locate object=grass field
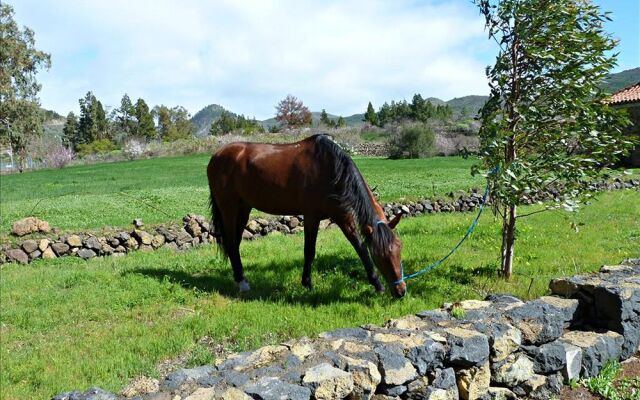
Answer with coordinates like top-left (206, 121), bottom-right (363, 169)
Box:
top-left (0, 154), bottom-right (638, 398)
top-left (0, 155), bottom-right (483, 233)
top-left (1, 188), bottom-right (638, 398)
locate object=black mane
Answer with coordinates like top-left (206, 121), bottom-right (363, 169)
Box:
top-left (313, 134), bottom-right (394, 254)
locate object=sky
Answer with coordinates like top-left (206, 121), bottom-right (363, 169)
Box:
top-left (10, 0), bottom-right (640, 120)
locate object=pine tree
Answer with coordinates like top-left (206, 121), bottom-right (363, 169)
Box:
top-left (135, 98), bottom-right (156, 139)
top-left (118, 94), bottom-right (135, 134)
top-left (62, 112), bottom-right (79, 149)
top-left (337, 116), bottom-right (346, 128)
top-left (364, 102), bottom-right (378, 126)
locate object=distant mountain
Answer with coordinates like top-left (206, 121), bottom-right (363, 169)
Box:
top-left (602, 67), bottom-right (640, 93)
top-left (446, 95), bottom-right (489, 116)
top-left (191, 104), bottom-right (232, 136)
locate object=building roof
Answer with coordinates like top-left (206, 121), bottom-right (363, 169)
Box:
top-left (609, 82), bottom-right (640, 106)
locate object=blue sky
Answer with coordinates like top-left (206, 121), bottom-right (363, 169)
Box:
top-left (10, 0), bottom-right (640, 120)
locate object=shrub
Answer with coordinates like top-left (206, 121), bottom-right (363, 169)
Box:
top-left (46, 145), bottom-right (76, 168)
top-left (387, 123), bottom-right (435, 159)
top-left (77, 139), bottom-right (119, 157)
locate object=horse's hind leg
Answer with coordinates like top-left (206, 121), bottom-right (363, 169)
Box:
top-left (220, 200), bottom-right (251, 292)
top-left (302, 215), bottom-right (320, 289)
top-left (338, 221), bottom-right (385, 293)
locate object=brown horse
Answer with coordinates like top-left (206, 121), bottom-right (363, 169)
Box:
top-left (206, 134), bottom-right (406, 298)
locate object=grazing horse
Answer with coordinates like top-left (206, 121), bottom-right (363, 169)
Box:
top-left (207, 134), bottom-right (406, 298)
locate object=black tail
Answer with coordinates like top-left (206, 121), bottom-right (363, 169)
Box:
top-left (209, 188), bottom-right (228, 259)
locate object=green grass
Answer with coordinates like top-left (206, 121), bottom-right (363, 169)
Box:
top-left (581, 360), bottom-right (640, 400)
top-left (1, 190), bottom-right (638, 399)
top-left (0, 155), bottom-right (483, 233)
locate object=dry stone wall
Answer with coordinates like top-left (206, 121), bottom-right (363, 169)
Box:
top-left (2, 178), bottom-right (638, 266)
top-left (54, 260), bottom-right (640, 400)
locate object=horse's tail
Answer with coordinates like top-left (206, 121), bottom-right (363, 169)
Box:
top-left (208, 181), bottom-right (228, 260)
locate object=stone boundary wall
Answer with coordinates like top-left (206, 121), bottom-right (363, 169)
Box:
top-left (2, 178), bottom-right (638, 265)
top-left (352, 143), bottom-right (388, 157)
top-left (54, 259), bottom-right (640, 400)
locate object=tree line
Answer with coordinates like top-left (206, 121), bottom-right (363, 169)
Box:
top-left (62, 92), bottom-right (194, 152)
top-left (364, 94), bottom-right (453, 127)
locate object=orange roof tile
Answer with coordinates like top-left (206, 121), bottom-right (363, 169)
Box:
top-left (609, 82), bottom-right (640, 105)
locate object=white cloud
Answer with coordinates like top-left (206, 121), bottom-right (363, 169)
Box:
top-left (12, 0), bottom-right (491, 118)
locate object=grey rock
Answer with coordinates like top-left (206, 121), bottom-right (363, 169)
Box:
top-left (84, 236), bottom-right (102, 251)
top-left (560, 330), bottom-right (623, 377)
top-left (445, 327), bottom-right (490, 367)
top-left (406, 339), bottom-right (445, 374)
top-left (374, 344), bottom-right (418, 386)
top-left (77, 249), bottom-right (97, 259)
top-left (244, 377), bottom-right (311, 400)
top-left (52, 387), bottom-right (117, 400)
top-left (504, 301), bottom-right (565, 345)
top-left (22, 239), bottom-right (39, 253)
top-left (52, 242), bottom-right (70, 256)
top-left (29, 249), bottom-right (41, 260)
top-left (319, 327), bottom-right (370, 341)
top-left (491, 353), bottom-right (535, 387)
top-left (6, 248), bottom-right (29, 264)
top-left (161, 366), bottom-right (215, 391)
top-left (523, 340), bottom-right (567, 374)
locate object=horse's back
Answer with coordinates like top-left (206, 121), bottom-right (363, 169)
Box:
top-left (207, 136), bottom-right (328, 215)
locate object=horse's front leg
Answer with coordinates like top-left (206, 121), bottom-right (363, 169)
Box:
top-left (338, 220), bottom-right (385, 293)
top-left (302, 215), bottom-right (320, 289)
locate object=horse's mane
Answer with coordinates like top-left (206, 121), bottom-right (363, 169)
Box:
top-left (312, 134), bottom-right (394, 255)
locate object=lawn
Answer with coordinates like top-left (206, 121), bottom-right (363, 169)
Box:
top-left (1, 189), bottom-right (638, 399)
top-left (0, 155), bottom-right (483, 233)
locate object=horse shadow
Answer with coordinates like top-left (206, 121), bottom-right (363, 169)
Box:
top-left (124, 253), bottom-right (383, 306)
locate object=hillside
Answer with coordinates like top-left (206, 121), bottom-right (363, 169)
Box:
top-left (602, 67), bottom-right (640, 93)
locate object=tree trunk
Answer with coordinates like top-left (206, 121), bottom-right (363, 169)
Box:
top-left (501, 205), bottom-right (517, 278)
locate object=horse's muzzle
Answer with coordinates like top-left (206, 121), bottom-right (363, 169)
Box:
top-left (392, 281), bottom-right (407, 298)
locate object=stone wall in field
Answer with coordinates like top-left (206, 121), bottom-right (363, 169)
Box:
top-left (54, 260), bottom-right (640, 400)
top-left (1, 178), bottom-right (638, 265)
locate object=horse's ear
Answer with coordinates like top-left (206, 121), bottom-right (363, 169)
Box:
top-left (388, 213), bottom-right (402, 229)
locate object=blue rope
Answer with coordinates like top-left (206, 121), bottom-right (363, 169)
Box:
top-left (390, 176), bottom-right (493, 285)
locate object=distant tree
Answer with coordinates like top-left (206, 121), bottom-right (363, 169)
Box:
top-left (78, 91), bottom-right (108, 146)
top-left (209, 110), bottom-right (236, 135)
top-left (320, 109), bottom-right (331, 126)
top-left (62, 112), bottom-right (79, 149)
top-left (275, 94), bottom-right (312, 128)
top-left (117, 94), bottom-right (136, 135)
top-left (337, 116), bottom-right (346, 128)
top-left (364, 102), bottom-right (378, 126)
top-left (475, 0), bottom-right (633, 278)
top-left (171, 106), bottom-right (193, 140)
top-left (387, 123), bottom-right (435, 159)
top-left (154, 105), bottom-right (172, 138)
top-left (135, 98), bottom-right (156, 139)
top-left (377, 102), bottom-right (391, 126)
top-left (0, 3), bottom-right (51, 165)
top-left (155, 105), bottom-right (192, 141)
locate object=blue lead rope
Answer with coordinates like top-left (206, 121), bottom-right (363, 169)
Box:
top-left (390, 179), bottom-right (492, 285)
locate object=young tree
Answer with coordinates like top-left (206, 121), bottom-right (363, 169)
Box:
top-left (0, 4), bottom-right (51, 161)
top-left (275, 94), bottom-right (312, 128)
top-left (135, 98), bottom-right (156, 139)
top-left (170, 106), bottom-right (193, 140)
top-left (154, 105), bottom-right (172, 138)
top-left (320, 109), bottom-right (331, 126)
top-left (474, 0), bottom-right (633, 278)
top-left (62, 112), bottom-right (79, 149)
top-left (337, 116), bottom-right (346, 128)
top-left (364, 102), bottom-right (378, 126)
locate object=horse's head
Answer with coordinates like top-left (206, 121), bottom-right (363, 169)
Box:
top-left (365, 213), bottom-right (405, 298)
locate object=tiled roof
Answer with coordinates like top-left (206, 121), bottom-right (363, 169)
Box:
top-left (609, 82), bottom-right (640, 105)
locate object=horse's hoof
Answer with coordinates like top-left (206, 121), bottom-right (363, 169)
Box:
top-left (238, 280), bottom-right (251, 292)
top-left (302, 278), bottom-right (313, 290)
